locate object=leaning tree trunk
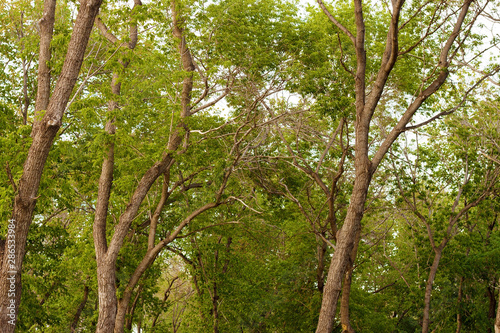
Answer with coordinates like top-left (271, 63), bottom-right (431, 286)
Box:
top-left (495, 277), bottom-right (500, 333)
top-left (316, 159), bottom-right (372, 333)
top-left (340, 229), bottom-right (360, 333)
top-left (95, 2), bottom-right (194, 331)
top-left (314, 0), bottom-right (473, 331)
top-left (422, 248), bottom-right (443, 333)
top-left (317, 236), bottom-right (328, 293)
top-left (456, 277), bottom-right (464, 333)
top-left (0, 1), bottom-right (103, 331)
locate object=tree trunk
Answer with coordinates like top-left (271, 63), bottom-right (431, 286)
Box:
top-left (213, 281), bottom-right (220, 333)
top-left (71, 285), bottom-right (90, 333)
top-left (125, 285), bottom-right (143, 332)
top-left (340, 229), bottom-right (360, 333)
top-left (314, 0), bottom-right (473, 331)
top-left (317, 237), bottom-right (328, 293)
top-left (422, 248), bottom-right (443, 333)
top-left (488, 285), bottom-right (497, 319)
top-left (456, 277), bottom-right (464, 333)
top-left (109, 2), bottom-right (197, 331)
top-left (32, 0), bottom-right (56, 138)
top-left (0, 1), bottom-right (103, 331)
top-left (316, 163), bottom-right (372, 333)
top-left (340, 267), bottom-right (355, 333)
top-left (94, 72), bottom-right (119, 333)
top-left (114, 251), bottom-right (156, 333)
top-left (495, 277), bottom-right (500, 333)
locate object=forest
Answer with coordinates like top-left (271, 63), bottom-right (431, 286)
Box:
top-left (1, 0), bottom-right (500, 332)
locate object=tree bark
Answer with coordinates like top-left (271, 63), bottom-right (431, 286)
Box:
top-left (314, 0), bottom-right (474, 331)
top-left (340, 229), bottom-right (360, 333)
top-left (317, 237), bottom-right (328, 293)
top-left (94, 72), bottom-right (120, 332)
top-left (488, 285), bottom-right (497, 319)
top-left (316, 170), bottom-right (371, 333)
top-left (32, 0), bottom-right (56, 137)
top-left (92, 2), bottom-right (143, 331)
top-left (340, 266), bottom-right (355, 333)
top-left (495, 277), bottom-right (500, 333)
top-left (71, 285), bottom-right (90, 333)
top-left (0, 1), bottom-right (103, 331)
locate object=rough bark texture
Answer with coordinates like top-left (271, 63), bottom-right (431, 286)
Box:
top-left (456, 277), bottom-right (464, 333)
top-left (422, 249), bottom-right (443, 333)
top-left (495, 276), bottom-right (500, 333)
top-left (70, 285), bottom-right (89, 332)
top-left (95, 1), bottom-right (198, 332)
top-left (0, 1), bottom-right (103, 331)
top-left (314, 0), bottom-right (473, 331)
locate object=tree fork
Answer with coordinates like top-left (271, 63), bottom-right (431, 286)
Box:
top-left (0, 0), bottom-right (103, 331)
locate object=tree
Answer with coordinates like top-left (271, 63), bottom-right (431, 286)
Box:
top-left (390, 117), bottom-right (500, 332)
top-left (86, 0), bottom-right (300, 331)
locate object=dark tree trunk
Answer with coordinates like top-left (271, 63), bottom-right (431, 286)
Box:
top-left (314, 0), bottom-right (473, 331)
top-left (317, 237), bottom-right (328, 293)
top-left (340, 229), bottom-right (360, 333)
top-left (456, 277), bottom-right (464, 333)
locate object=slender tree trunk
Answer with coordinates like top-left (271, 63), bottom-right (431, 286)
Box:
top-left (340, 229), bottom-right (360, 333)
top-left (114, 251), bottom-right (156, 333)
top-left (213, 281), bottom-right (220, 333)
top-left (125, 285), bottom-right (143, 332)
top-left (0, 1), bottom-right (103, 331)
top-left (317, 236), bottom-right (328, 293)
top-left (488, 285), bottom-right (497, 320)
top-left (316, 165), bottom-right (372, 333)
top-left (456, 277), bottom-right (464, 333)
top-left (71, 285), bottom-right (90, 333)
top-left (314, 0), bottom-right (473, 331)
top-left (494, 276), bottom-right (500, 333)
top-left (94, 73), bottom-right (119, 333)
top-left (110, 2), bottom-right (199, 331)
top-left (92, 2), bottom-right (142, 330)
top-left (422, 248), bottom-right (443, 333)
top-left (32, 0), bottom-right (56, 137)
top-left (340, 267), bottom-right (355, 333)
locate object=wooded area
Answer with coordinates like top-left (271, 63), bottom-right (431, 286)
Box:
top-left (1, 0), bottom-right (500, 332)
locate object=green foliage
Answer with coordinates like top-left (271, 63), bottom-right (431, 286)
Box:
top-left (1, 0), bottom-right (500, 332)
